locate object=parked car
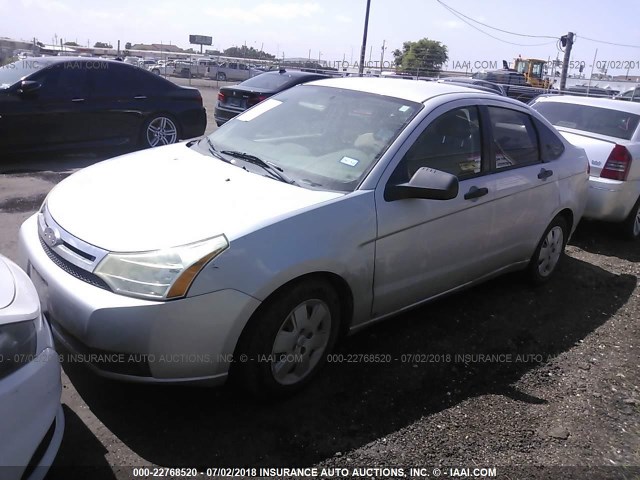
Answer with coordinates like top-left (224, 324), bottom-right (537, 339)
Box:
top-left (438, 76), bottom-right (506, 96)
top-left (564, 85), bottom-right (616, 98)
top-left (19, 79), bottom-right (588, 398)
top-left (531, 95), bottom-right (640, 239)
top-left (148, 60), bottom-right (175, 76)
top-left (0, 254), bottom-right (64, 480)
top-left (0, 57), bottom-right (207, 155)
top-left (214, 69), bottom-right (331, 125)
top-left (615, 86), bottom-right (640, 102)
top-left (472, 70), bottom-right (548, 103)
top-left (208, 61), bottom-right (254, 82)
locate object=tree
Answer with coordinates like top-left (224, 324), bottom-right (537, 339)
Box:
top-left (94, 41), bottom-right (113, 49)
top-left (125, 42), bottom-right (132, 50)
top-left (223, 45), bottom-right (275, 60)
top-left (393, 38), bottom-right (448, 76)
top-left (64, 41), bottom-right (79, 46)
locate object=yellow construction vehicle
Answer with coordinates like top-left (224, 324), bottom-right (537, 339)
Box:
top-left (513, 57), bottom-right (551, 88)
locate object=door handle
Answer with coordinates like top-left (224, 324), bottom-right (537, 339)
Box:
top-left (71, 98), bottom-right (85, 102)
top-left (134, 95), bottom-right (147, 100)
top-left (538, 168), bottom-right (553, 180)
top-left (464, 186), bottom-right (489, 200)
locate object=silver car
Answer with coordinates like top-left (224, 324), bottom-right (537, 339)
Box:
top-left (531, 95), bottom-right (640, 239)
top-left (19, 79), bottom-right (588, 397)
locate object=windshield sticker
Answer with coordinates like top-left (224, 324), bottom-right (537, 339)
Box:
top-left (399, 105), bottom-right (411, 112)
top-left (236, 99), bottom-right (282, 122)
top-left (340, 156), bottom-right (359, 167)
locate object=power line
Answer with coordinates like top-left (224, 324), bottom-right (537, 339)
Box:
top-left (577, 35), bottom-right (640, 49)
top-left (438, 2), bottom-right (557, 47)
top-left (437, 0), bottom-right (557, 40)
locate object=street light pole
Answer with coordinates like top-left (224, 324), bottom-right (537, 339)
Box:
top-left (358, 0), bottom-right (371, 76)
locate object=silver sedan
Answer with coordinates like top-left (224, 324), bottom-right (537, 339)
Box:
top-left (19, 78), bottom-right (588, 398)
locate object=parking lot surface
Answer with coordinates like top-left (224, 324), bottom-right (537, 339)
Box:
top-left (0, 82), bottom-right (638, 479)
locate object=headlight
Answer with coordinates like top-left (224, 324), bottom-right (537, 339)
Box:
top-left (0, 320), bottom-right (37, 380)
top-left (94, 235), bottom-right (229, 300)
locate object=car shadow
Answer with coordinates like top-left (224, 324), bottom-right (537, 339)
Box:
top-left (45, 405), bottom-right (117, 480)
top-left (570, 219), bottom-right (640, 263)
top-left (61, 256), bottom-right (636, 468)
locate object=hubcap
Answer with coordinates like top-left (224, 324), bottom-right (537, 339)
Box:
top-left (537, 226), bottom-right (564, 277)
top-left (271, 299), bottom-right (331, 385)
top-left (146, 117), bottom-right (177, 147)
top-left (633, 207), bottom-right (640, 237)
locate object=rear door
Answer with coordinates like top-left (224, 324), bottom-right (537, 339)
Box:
top-left (481, 103), bottom-right (561, 263)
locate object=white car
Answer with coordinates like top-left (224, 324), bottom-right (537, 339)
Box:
top-left (0, 254), bottom-right (64, 480)
top-left (531, 95), bottom-right (640, 239)
top-left (19, 79), bottom-right (588, 398)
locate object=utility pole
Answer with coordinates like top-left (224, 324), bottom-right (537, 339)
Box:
top-left (559, 32), bottom-right (574, 92)
top-left (358, 0), bottom-right (371, 76)
top-left (380, 39), bottom-right (386, 74)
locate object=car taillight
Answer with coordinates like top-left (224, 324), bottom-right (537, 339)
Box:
top-left (601, 144), bottom-right (632, 181)
top-left (217, 92), bottom-right (225, 103)
top-left (247, 94), bottom-right (267, 107)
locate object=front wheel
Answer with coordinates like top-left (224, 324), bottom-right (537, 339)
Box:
top-left (216, 72), bottom-right (227, 81)
top-left (622, 197), bottom-right (640, 240)
top-left (232, 279), bottom-right (341, 399)
top-left (141, 115), bottom-right (179, 148)
top-left (527, 216), bottom-right (568, 285)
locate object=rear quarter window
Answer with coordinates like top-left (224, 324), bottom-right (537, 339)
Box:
top-left (533, 118), bottom-right (565, 161)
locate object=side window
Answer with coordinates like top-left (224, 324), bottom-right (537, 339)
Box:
top-left (533, 118), bottom-right (565, 161)
top-left (89, 63), bottom-right (154, 96)
top-left (488, 107), bottom-right (540, 169)
top-left (393, 106), bottom-right (482, 183)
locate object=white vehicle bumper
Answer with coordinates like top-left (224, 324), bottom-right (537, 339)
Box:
top-left (583, 176), bottom-right (639, 223)
top-left (0, 324), bottom-right (64, 480)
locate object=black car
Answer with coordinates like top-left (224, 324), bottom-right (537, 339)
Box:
top-left (0, 57), bottom-right (206, 156)
top-left (472, 69), bottom-right (530, 86)
top-left (214, 69), bottom-right (330, 126)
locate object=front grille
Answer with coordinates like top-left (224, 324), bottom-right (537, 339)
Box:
top-left (39, 235), bottom-right (111, 291)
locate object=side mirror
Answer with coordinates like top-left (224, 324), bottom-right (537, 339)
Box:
top-left (17, 80), bottom-right (42, 96)
top-left (385, 167), bottom-right (459, 201)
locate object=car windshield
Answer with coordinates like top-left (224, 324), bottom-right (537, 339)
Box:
top-left (206, 84), bottom-right (421, 192)
top-left (532, 102), bottom-right (640, 141)
top-left (0, 58), bottom-right (52, 89)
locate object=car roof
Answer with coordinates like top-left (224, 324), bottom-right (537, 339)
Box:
top-left (534, 94), bottom-right (640, 114)
top-left (306, 76), bottom-right (501, 104)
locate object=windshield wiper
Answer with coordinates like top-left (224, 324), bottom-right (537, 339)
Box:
top-left (220, 150), bottom-right (296, 185)
top-left (203, 137), bottom-right (232, 164)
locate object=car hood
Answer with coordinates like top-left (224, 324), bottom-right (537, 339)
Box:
top-left (0, 256), bottom-right (16, 310)
top-left (46, 143), bottom-right (344, 252)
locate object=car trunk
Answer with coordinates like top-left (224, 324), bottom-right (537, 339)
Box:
top-left (557, 129), bottom-right (618, 177)
top-left (218, 87), bottom-right (271, 111)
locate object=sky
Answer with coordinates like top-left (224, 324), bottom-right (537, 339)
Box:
top-left (3, 0), bottom-right (640, 75)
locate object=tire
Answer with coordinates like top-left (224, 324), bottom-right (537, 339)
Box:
top-left (152, 68), bottom-right (160, 75)
top-left (527, 216), bottom-right (568, 285)
top-left (232, 279), bottom-right (341, 399)
top-left (216, 72), bottom-right (226, 81)
top-left (141, 114), bottom-right (179, 148)
top-left (621, 196), bottom-right (640, 240)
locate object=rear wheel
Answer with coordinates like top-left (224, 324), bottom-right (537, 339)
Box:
top-left (622, 197), bottom-right (640, 240)
top-left (527, 216), bottom-right (568, 284)
top-left (232, 279), bottom-right (341, 399)
top-left (141, 114), bottom-right (179, 148)
top-left (216, 72), bottom-right (227, 81)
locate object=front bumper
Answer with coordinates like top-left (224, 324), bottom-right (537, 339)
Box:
top-left (583, 176), bottom-right (639, 222)
top-left (0, 323), bottom-right (64, 480)
top-left (19, 213), bottom-right (261, 384)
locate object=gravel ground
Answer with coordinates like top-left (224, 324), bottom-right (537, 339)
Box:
top-left (0, 81), bottom-right (638, 480)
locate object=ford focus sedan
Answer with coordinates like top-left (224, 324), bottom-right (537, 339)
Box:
top-left (0, 254), bottom-right (64, 480)
top-left (19, 78), bottom-right (588, 398)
